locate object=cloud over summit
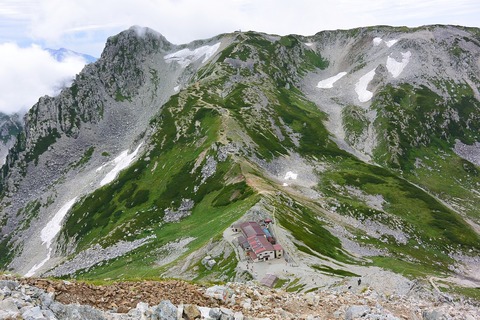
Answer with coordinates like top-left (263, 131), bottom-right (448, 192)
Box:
top-left (0, 43), bottom-right (88, 114)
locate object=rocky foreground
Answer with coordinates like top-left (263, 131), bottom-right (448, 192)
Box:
top-left (0, 274), bottom-right (478, 319)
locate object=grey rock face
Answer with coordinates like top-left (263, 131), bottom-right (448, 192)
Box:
top-left (0, 297), bottom-right (19, 317)
top-left (154, 300), bottom-right (177, 320)
top-left (0, 280), bottom-right (18, 290)
top-left (209, 307), bottom-right (223, 319)
top-left (0, 112), bottom-right (22, 166)
top-left (345, 305), bottom-right (371, 320)
top-left (201, 155), bottom-right (217, 183)
top-left (164, 198), bottom-right (194, 223)
top-left (50, 302), bottom-right (106, 320)
top-left (422, 310), bottom-right (449, 320)
top-left (39, 292), bottom-right (54, 308)
top-left (97, 27), bottom-right (173, 101)
top-left (46, 235), bottom-right (155, 277)
top-left (22, 306), bottom-right (46, 320)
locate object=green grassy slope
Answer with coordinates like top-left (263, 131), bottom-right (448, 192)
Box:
top-left (371, 83), bottom-right (480, 220)
top-left (52, 31), bottom-right (480, 284)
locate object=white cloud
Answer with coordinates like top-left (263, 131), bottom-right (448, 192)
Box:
top-left (0, 0), bottom-right (479, 57)
top-left (22, 0), bottom-right (480, 54)
top-left (0, 43), bottom-right (87, 114)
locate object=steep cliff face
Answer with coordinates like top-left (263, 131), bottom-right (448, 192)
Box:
top-left (0, 25), bottom-right (479, 298)
top-left (0, 113), bottom-right (22, 166)
top-left (97, 26), bottom-right (173, 101)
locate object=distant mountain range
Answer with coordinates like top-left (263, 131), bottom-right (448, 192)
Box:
top-left (45, 48), bottom-right (97, 63)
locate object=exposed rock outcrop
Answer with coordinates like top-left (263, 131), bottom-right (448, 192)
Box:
top-left (0, 276), bottom-right (478, 320)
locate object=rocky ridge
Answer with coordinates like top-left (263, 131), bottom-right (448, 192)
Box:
top-left (0, 275), bottom-right (479, 320)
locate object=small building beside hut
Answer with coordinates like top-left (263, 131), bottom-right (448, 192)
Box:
top-left (273, 244), bottom-right (283, 258)
top-left (231, 223), bottom-right (241, 233)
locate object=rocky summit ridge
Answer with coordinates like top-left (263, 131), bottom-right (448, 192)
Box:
top-left (0, 24), bottom-right (480, 307)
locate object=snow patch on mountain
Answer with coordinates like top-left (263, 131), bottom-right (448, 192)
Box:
top-left (25, 197), bottom-right (78, 277)
top-left (284, 171), bottom-right (298, 180)
top-left (373, 37), bottom-right (398, 48)
top-left (164, 42), bottom-right (221, 68)
top-left (41, 198), bottom-right (78, 248)
top-left (355, 69), bottom-right (376, 102)
top-left (386, 51), bottom-right (412, 78)
top-left (385, 39), bottom-right (398, 47)
top-left (373, 37), bottom-right (383, 46)
top-left (316, 72), bottom-right (347, 88)
top-left (100, 144), bottom-right (143, 186)
top-left (24, 252), bottom-right (50, 277)
top-left (283, 171), bottom-right (298, 187)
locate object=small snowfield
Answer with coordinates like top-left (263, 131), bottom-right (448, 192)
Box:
top-left (386, 51), bottom-right (411, 78)
top-left (355, 69), bottom-right (376, 102)
top-left (164, 42), bottom-right (221, 68)
top-left (317, 72), bottom-right (347, 89)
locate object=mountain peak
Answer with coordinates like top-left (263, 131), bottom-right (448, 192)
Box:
top-left (128, 25), bottom-right (167, 39)
top-left (101, 25), bottom-right (174, 61)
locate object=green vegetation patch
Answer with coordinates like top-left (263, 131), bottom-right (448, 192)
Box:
top-left (312, 265), bottom-right (360, 277)
top-left (303, 49), bottom-right (328, 70)
top-left (60, 83), bottom-right (261, 280)
top-left (62, 103), bottom-right (224, 250)
top-left (342, 105), bottom-right (368, 145)
top-left (0, 236), bottom-right (14, 267)
top-left (440, 283), bottom-right (480, 301)
top-left (318, 157), bottom-right (480, 274)
top-left (212, 181), bottom-right (253, 207)
top-left (74, 193), bottom-right (258, 280)
top-left (285, 278), bottom-right (306, 292)
top-left (275, 196), bottom-right (353, 263)
top-left (275, 88), bottom-right (345, 157)
top-left (26, 128), bottom-right (60, 164)
top-left (369, 256), bottom-right (445, 279)
top-left (72, 146), bottom-right (95, 168)
top-left (372, 81), bottom-right (480, 219)
top-left (403, 147), bottom-right (480, 219)
top-left (373, 83), bottom-right (480, 170)
top-left (193, 251), bottom-right (238, 283)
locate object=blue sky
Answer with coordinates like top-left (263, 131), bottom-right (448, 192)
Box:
top-left (1, 0), bottom-right (480, 114)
